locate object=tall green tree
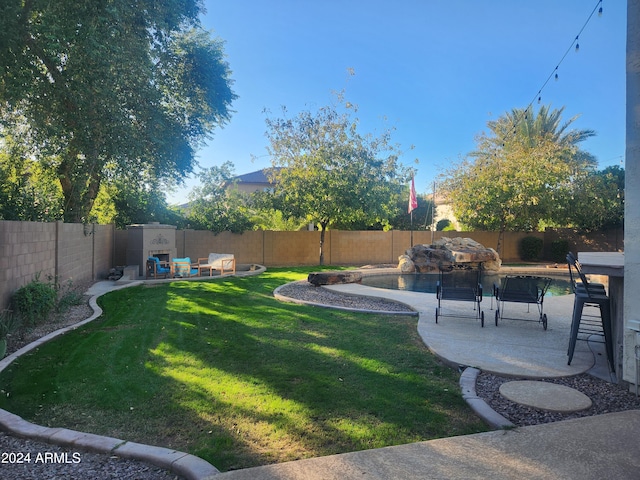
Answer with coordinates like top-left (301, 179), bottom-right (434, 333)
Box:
top-left (91, 177), bottom-right (188, 229)
top-left (186, 162), bottom-right (253, 233)
top-left (0, 135), bottom-right (63, 221)
top-left (264, 97), bottom-right (411, 264)
top-left (441, 105), bottom-right (596, 254)
top-left (386, 192), bottom-right (434, 231)
top-left (569, 165), bottom-right (624, 231)
top-left (0, 0), bottom-right (236, 223)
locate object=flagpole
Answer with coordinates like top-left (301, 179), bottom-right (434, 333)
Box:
top-left (410, 210), bottom-right (414, 247)
top-left (431, 181), bottom-right (436, 245)
top-left (408, 175), bottom-right (418, 248)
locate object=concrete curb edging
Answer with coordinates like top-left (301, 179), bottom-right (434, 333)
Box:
top-left (0, 409), bottom-right (219, 479)
top-left (0, 278), bottom-right (223, 479)
top-left (459, 367), bottom-right (515, 429)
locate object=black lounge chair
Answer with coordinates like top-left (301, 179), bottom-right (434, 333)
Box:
top-left (435, 266), bottom-right (484, 327)
top-left (493, 275), bottom-right (551, 329)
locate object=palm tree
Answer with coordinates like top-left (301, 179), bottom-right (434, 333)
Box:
top-left (448, 105), bottom-right (598, 255)
top-left (485, 105), bottom-right (597, 170)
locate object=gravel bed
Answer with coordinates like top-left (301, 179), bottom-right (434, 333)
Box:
top-left (475, 372), bottom-right (640, 426)
top-left (276, 281), bottom-right (415, 312)
top-left (0, 432), bottom-right (181, 480)
top-left (3, 296), bottom-right (95, 357)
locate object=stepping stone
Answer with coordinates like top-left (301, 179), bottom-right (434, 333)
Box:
top-left (499, 380), bottom-right (592, 413)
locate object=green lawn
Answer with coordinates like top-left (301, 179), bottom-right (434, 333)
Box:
top-left (0, 268), bottom-right (487, 471)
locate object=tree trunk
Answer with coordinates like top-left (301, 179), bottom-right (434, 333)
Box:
top-left (319, 221), bottom-right (328, 265)
top-left (496, 219), bottom-right (506, 258)
top-left (58, 154), bottom-right (102, 223)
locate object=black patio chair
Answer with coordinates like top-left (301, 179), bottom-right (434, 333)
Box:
top-left (435, 265), bottom-right (484, 327)
top-left (493, 275), bottom-right (551, 329)
top-left (566, 252), bottom-right (614, 372)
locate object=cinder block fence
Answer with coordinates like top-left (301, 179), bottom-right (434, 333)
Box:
top-left (0, 220), bottom-right (622, 311)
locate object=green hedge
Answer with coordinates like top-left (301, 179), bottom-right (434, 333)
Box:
top-left (519, 236), bottom-right (544, 261)
top-left (550, 239), bottom-right (570, 264)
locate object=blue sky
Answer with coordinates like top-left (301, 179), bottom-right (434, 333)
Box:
top-left (169, 0), bottom-right (626, 204)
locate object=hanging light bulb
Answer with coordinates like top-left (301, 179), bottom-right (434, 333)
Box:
top-left (538, 96), bottom-right (541, 104)
top-left (575, 36), bottom-right (580, 52)
top-left (598, 2), bottom-right (603, 17)
top-left (555, 67), bottom-right (559, 81)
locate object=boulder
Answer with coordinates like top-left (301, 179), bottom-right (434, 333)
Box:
top-left (404, 237), bottom-right (501, 272)
top-left (307, 271), bottom-right (363, 286)
top-left (398, 255), bottom-right (416, 273)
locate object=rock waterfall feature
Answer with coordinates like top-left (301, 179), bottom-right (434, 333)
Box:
top-left (398, 237), bottom-right (501, 273)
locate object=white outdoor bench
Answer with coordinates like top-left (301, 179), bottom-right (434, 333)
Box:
top-left (197, 254), bottom-right (236, 276)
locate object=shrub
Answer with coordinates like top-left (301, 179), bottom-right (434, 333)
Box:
top-left (12, 275), bottom-right (57, 326)
top-left (0, 309), bottom-right (20, 339)
top-left (55, 278), bottom-right (85, 314)
top-left (436, 219), bottom-right (452, 231)
top-left (519, 236), bottom-right (544, 261)
top-left (436, 219), bottom-right (450, 231)
top-left (550, 239), bottom-right (570, 264)
top-left (0, 310), bottom-right (20, 358)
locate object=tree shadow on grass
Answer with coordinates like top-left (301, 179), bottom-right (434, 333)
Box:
top-left (0, 273), bottom-right (487, 471)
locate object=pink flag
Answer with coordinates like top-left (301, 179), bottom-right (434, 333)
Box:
top-left (408, 177), bottom-right (418, 214)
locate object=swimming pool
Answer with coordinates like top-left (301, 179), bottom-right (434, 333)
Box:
top-left (360, 273), bottom-right (573, 296)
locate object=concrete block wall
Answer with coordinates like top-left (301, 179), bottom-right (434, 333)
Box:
top-left (172, 230), bottom-right (546, 266)
top-left (1, 220), bottom-right (622, 311)
top-left (0, 221), bottom-right (57, 311)
top-left (113, 230), bottom-right (128, 266)
top-left (92, 224), bottom-right (115, 280)
top-left (176, 230), bottom-right (265, 265)
top-left (328, 231), bottom-right (393, 265)
top-left (544, 228), bottom-right (624, 259)
top-left (56, 222), bottom-right (95, 285)
top-left (0, 221), bottom-right (114, 311)
top-left (264, 231), bottom-right (320, 266)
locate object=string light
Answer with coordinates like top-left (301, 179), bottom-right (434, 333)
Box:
top-left (498, 0), bottom-right (603, 146)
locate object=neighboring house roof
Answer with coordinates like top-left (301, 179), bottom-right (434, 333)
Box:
top-left (233, 167), bottom-right (283, 185)
top-left (231, 167), bottom-right (283, 193)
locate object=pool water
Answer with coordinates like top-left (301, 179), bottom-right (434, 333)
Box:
top-left (360, 273), bottom-right (573, 297)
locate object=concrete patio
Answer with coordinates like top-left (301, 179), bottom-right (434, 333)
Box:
top-left (214, 283), bottom-right (639, 480)
top-left (326, 283), bottom-right (605, 380)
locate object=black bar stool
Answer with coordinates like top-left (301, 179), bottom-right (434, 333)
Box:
top-left (566, 252), bottom-right (606, 294)
top-left (566, 253), bottom-right (614, 372)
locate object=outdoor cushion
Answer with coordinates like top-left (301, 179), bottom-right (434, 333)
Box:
top-left (207, 253), bottom-right (235, 271)
top-left (172, 257), bottom-right (198, 277)
top-left (148, 256), bottom-right (170, 274)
